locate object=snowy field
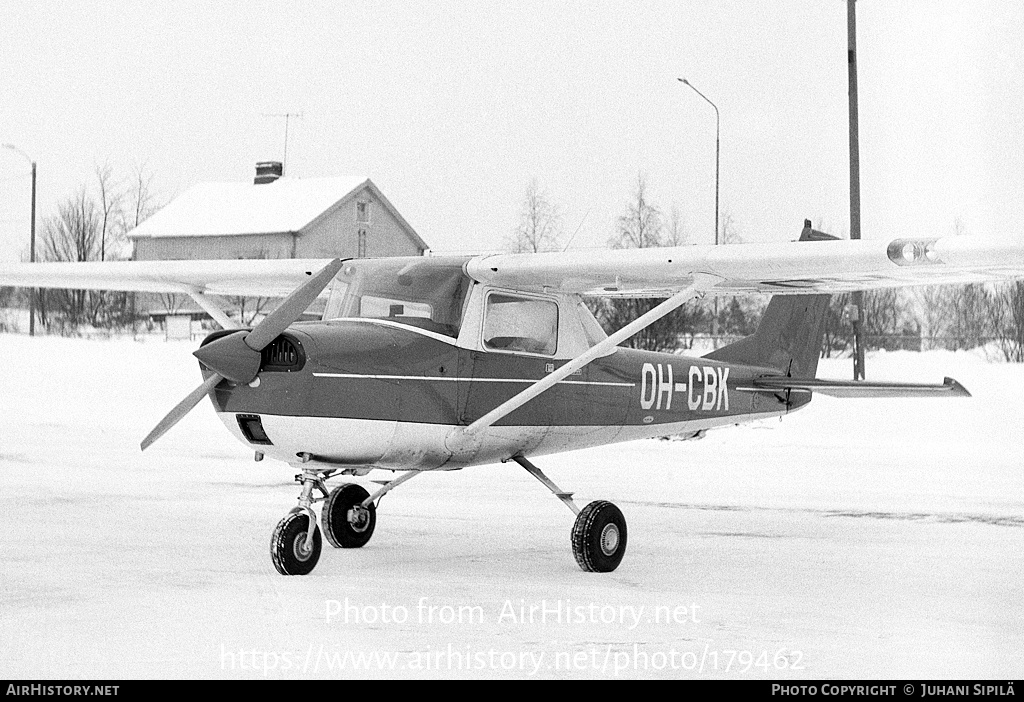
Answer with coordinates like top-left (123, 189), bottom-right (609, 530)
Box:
top-left (1, 333), bottom-right (1022, 679)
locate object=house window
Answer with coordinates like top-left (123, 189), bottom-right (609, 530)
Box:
top-left (356, 201), bottom-right (371, 223)
top-left (357, 229), bottom-right (368, 257)
top-left (483, 292), bottom-right (558, 355)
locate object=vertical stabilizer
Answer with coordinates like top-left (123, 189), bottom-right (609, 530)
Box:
top-left (704, 222), bottom-right (836, 378)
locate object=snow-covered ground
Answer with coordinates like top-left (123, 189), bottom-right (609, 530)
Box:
top-left (1, 334), bottom-right (1021, 679)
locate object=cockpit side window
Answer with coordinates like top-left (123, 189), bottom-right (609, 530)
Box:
top-left (483, 292), bottom-right (558, 355)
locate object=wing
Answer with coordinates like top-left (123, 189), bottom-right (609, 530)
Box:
top-left (0, 258), bottom-right (336, 297)
top-left (6, 235), bottom-right (1024, 300)
top-left (464, 236), bottom-right (1024, 296)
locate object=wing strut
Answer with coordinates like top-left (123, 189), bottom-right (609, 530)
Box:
top-left (454, 276), bottom-right (714, 441)
top-left (187, 290), bottom-right (240, 330)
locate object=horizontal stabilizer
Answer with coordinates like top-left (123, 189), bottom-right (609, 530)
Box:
top-left (739, 376), bottom-right (971, 398)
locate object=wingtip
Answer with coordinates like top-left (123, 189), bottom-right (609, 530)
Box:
top-left (944, 376), bottom-right (972, 398)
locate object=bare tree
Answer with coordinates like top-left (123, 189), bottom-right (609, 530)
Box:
top-left (938, 219), bottom-right (991, 349)
top-left (946, 284), bottom-right (992, 350)
top-left (952, 216), bottom-right (967, 238)
top-left (127, 164), bottom-right (160, 229)
top-left (821, 293), bottom-right (853, 358)
top-left (591, 175), bottom-right (706, 351)
top-left (41, 188), bottom-right (100, 264)
top-left (508, 180), bottom-right (562, 253)
top-left (862, 288), bottom-right (918, 351)
top-left (665, 205), bottom-right (687, 247)
top-left (719, 209), bottom-right (743, 245)
top-left (229, 249), bottom-right (273, 325)
top-left (231, 295), bottom-right (273, 326)
top-left (95, 164), bottom-right (125, 262)
top-left (612, 174), bottom-right (662, 249)
top-left (907, 220), bottom-right (972, 349)
top-left (989, 282), bottom-right (1024, 362)
top-left (158, 293), bottom-right (188, 316)
top-left (718, 294), bottom-right (766, 338)
top-left (33, 165), bottom-right (158, 332)
top-left (915, 286), bottom-right (950, 350)
top-left (39, 188), bottom-right (103, 327)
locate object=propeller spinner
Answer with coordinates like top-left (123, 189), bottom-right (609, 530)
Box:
top-left (140, 258), bottom-right (345, 451)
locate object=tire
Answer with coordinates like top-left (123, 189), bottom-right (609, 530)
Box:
top-left (270, 511), bottom-right (322, 575)
top-left (571, 501), bottom-right (627, 573)
top-left (322, 483), bottom-right (376, 548)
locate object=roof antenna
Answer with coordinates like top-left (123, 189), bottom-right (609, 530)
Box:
top-left (561, 208), bottom-right (591, 252)
top-left (262, 112), bottom-right (303, 174)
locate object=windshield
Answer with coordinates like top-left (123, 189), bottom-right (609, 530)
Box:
top-left (322, 256), bottom-right (474, 338)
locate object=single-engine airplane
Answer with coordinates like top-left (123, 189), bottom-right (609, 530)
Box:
top-left (3, 222), bottom-right (1024, 575)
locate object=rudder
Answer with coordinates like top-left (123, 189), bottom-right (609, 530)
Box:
top-left (704, 221), bottom-right (835, 378)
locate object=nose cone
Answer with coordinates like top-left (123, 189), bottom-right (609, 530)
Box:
top-left (193, 330), bottom-right (262, 384)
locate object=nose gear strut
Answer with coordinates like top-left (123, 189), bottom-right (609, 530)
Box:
top-left (270, 464), bottom-right (422, 575)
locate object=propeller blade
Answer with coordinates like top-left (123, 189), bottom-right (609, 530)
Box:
top-left (143, 260), bottom-right (343, 452)
top-left (244, 258), bottom-right (345, 351)
top-left (141, 372), bottom-right (224, 451)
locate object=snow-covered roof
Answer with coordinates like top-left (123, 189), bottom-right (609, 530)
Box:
top-left (128, 176), bottom-right (372, 239)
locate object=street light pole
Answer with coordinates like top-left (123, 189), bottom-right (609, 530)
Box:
top-left (679, 77), bottom-right (721, 344)
top-left (678, 78), bottom-right (720, 246)
top-left (3, 144), bottom-right (37, 336)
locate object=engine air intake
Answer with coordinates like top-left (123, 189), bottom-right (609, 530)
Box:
top-left (261, 335), bottom-right (305, 372)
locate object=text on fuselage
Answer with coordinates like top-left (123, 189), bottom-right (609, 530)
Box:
top-left (639, 363), bottom-right (730, 412)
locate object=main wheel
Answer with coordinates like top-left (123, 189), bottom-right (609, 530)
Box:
top-left (271, 511), bottom-right (322, 575)
top-left (571, 501), bottom-right (627, 573)
top-left (322, 483), bottom-right (376, 548)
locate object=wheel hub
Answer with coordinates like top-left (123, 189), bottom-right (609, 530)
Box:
top-left (348, 506), bottom-right (371, 533)
top-left (293, 532), bottom-right (314, 561)
top-left (599, 523), bottom-right (620, 556)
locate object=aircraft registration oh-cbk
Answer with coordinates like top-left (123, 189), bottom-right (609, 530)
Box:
top-left (4, 222), bottom-right (1024, 575)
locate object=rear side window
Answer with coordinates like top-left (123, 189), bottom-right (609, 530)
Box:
top-left (483, 293), bottom-right (558, 355)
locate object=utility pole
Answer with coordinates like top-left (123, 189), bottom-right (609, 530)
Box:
top-left (847, 0), bottom-right (866, 380)
top-left (3, 144), bottom-right (36, 336)
top-left (28, 160), bottom-right (35, 336)
top-left (262, 112), bottom-right (302, 173)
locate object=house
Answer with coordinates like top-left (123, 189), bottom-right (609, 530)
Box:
top-left (129, 162), bottom-right (429, 322)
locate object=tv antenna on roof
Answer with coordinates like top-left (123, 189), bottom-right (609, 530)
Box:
top-left (262, 112), bottom-right (303, 173)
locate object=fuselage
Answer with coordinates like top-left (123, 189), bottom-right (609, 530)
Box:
top-left (205, 318), bottom-right (804, 471)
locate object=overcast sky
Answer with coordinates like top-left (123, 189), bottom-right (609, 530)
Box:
top-left (1, 0), bottom-right (1022, 263)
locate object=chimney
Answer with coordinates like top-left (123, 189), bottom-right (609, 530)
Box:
top-left (254, 161), bottom-right (283, 185)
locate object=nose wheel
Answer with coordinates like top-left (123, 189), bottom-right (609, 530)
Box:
top-left (271, 468), bottom-right (330, 575)
top-left (270, 510), bottom-right (322, 576)
top-left (270, 466), bottom-right (420, 575)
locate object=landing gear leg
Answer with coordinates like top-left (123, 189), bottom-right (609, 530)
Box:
top-left (270, 467), bottom-right (330, 575)
top-left (510, 455), bottom-right (627, 573)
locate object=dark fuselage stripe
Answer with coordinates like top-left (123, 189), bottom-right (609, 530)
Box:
top-left (311, 372), bottom-right (635, 388)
